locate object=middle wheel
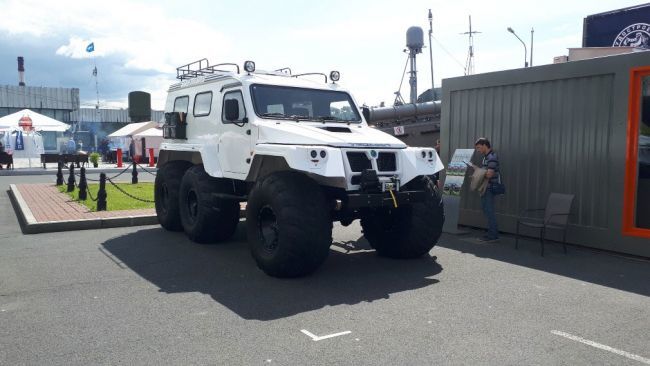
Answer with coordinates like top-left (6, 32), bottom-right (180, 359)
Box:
top-left (179, 165), bottom-right (240, 244)
top-left (246, 171), bottom-right (332, 277)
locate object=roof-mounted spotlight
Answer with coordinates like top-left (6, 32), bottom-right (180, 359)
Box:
top-left (244, 60), bottom-right (256, 74)
top-left (329, 70), bottom-right (340, 83)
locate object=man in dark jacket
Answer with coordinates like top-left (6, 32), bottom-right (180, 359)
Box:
top-left (475, 137), bottom-right (500, 242)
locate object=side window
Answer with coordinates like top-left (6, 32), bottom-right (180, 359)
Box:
top-left (193, 92), bottom-right (213, 117)
top-left (222, 91), bottom-right (246, 123)
top-left (173, 96), bottom-right (189, 114)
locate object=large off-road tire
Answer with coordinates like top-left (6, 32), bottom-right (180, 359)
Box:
top-left (246, 171), bottom-right (332, 278)
top-left (361, 177), bottom-right (444, 258)
top-left (155, 161), bottom-right (191, 231)
top-left (179, 165), bottom-right (240, 244)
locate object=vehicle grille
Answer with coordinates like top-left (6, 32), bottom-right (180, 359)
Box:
top-left (377, 152), bottom-right (396, 171)
top-left (347, 152), bottom-right (371, 172)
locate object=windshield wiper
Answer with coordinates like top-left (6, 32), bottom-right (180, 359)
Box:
top-left (287, 115), bottom-right (311, 121)
top-left (261, 112), bottom-right (287, 118)
top-left (315, 115), bottom-right (343, 122)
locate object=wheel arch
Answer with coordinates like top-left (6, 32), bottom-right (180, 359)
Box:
top-left (246, 154), bottom-right (347, 188)
top-left (158, 150), bottom-right (203, 169)
top-left (245, 155), bottom-right (291, 182)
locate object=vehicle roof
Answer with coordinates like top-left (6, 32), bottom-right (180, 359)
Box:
top-left (167, 71), bottom-right (349, 94)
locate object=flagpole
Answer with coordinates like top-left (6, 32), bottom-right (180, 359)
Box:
top-left (93, 53), bottom-right (99, 110)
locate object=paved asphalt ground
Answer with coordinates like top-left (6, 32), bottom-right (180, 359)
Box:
top-left (1, 174), bottom-right (649, 365)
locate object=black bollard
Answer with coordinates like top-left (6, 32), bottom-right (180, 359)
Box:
top-left (67, 164), bottom-right (76, 192)
top-left (56, 160), bottom-right (64, 186)
top-left (131, 162), bottom-right (138, 184)
top-left (97, 173), bottom-right (107, 211)
top-left (78, 167), bottom-right (87, 201)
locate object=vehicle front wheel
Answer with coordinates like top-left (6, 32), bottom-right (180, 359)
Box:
top-left (246, 171), bottom-right (332, 277)
top-left (361, 177), bottom-right (444, 258)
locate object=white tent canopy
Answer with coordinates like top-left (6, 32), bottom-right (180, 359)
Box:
top-left (0, 109), bottom-right (70, 132)
top-left (108, 121), bottom-right (156, 138)
top-left (133, 127), bottom-right (163, 159)
top-left (133, 127), bottom-right (162, 138)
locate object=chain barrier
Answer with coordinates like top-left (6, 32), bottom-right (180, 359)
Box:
top-left (86, 186), bottom-right (98, 202)
top-left (106, 177), bottom-right (155, 203)
top-left (66, 173), bottom-right (99, 202)
top-left (73, 163), bottom-right (133, 182)
top-left (134, 162), bottom-right (157, 176)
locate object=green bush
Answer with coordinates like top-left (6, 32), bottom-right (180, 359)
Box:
top-left (89, 152), bottom-right (101, 165)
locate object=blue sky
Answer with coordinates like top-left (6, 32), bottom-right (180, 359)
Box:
top-left (0, 0), bottom-right (643, 110)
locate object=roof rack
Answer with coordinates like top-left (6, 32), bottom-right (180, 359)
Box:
top-left (292, 72), bottom-right (328, 83)
top-left (176, 59), bottom-right (240, 80)
top-left (274, 67), bottom-right (292, 75)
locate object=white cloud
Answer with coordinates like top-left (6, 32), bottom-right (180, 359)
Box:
top-left (1, 0), bottom-right (232, 108)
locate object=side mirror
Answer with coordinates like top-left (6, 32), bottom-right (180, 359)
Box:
top-left (224, 99), bottom-right (240, 121)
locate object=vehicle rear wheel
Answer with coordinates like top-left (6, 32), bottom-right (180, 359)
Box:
top-left (246, 171), bottom-right (332, 277)
top-left (179, 165), bottom-right (240, 243)
top-left (155, 161), bottom-right (190, 231)
top-left (361, 176), bottom-right (444, 258)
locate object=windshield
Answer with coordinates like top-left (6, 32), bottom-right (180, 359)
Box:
top-left (250, 84), bottom-right (362, 122)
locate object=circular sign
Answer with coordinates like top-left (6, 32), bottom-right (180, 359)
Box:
top-left (613, 23), bottom-right (650, 49)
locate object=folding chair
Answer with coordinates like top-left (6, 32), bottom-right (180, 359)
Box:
top-left (515, 193), bottom-right (574, 256)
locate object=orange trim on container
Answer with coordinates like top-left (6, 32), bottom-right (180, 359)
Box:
top-left (622, 66), bottom-right (650, 239)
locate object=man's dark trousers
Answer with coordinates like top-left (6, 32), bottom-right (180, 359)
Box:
top-left (481, 190), bottom-right (499, 239)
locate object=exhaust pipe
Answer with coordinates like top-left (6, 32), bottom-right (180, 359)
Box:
top-left (17, 56), bottom-right (25, 86)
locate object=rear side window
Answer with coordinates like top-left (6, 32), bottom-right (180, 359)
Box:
top-left (193, 92), bottom-right (213, 117)
top-left (173, 96), bottom-right (189, 113)
top-left (222, 91), bottom-right (247, 123)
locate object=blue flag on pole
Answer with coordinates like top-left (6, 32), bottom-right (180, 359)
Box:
top-left (86, 42), bottom-right (95, 53)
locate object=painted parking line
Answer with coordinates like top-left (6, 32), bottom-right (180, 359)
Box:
top-left (551, 330), bottom-right (650, 365)
top-left (300, 329), bottom-right (352, 342)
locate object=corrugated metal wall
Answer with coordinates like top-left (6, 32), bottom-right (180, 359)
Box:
top-left (449, 75), bottom-right (614, 228)
top-left (70, 108), bottom-right (164, 123)
top-left (0, 85), bottom-right (79, 110)
top-left (441, 51), bottom-right (650, 257)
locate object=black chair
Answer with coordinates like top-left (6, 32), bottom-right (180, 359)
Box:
top-left (515, 193), bottom-right (575, 256)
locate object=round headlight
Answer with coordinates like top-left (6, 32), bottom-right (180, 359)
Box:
top-left (320, 150), bottom-right (326, 158)
top-left (310, 150), bottom-right (317, 158)
top-left (244, 60), bottom-right (256, 73)
top-left (421, 150), bottom-right (426, 158)
top-left (329, 71), bottom-right (340, 82)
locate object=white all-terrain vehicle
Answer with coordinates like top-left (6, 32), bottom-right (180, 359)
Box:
top-left (155, 59), bottom-right (445, 277)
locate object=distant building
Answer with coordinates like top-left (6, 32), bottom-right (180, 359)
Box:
top-left (70, 108), bottom-right (164, 149)
top-left (0, 84), bottom-right (163, 151)
top-left (0, 85), bottom-right (79, 151)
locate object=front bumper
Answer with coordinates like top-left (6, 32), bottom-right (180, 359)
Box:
top-left (346, 190), bottom-right (426, 209)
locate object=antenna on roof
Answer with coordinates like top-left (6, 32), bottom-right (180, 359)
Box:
top-left (460, 15), bottom-right (480, 75)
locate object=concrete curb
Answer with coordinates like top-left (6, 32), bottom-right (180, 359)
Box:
top-left (9, 184), bottom-right (158, 234)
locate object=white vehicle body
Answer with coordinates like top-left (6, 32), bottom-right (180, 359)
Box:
top-left (160, 71), bottom-right (444, 190)
top-left (156, 60), bottom-right (446, 277)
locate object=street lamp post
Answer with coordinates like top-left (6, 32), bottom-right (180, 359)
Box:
top-left (530, 27), bottom-right (534, 67)
top-left (507, 27), bottom-right (528, 68)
